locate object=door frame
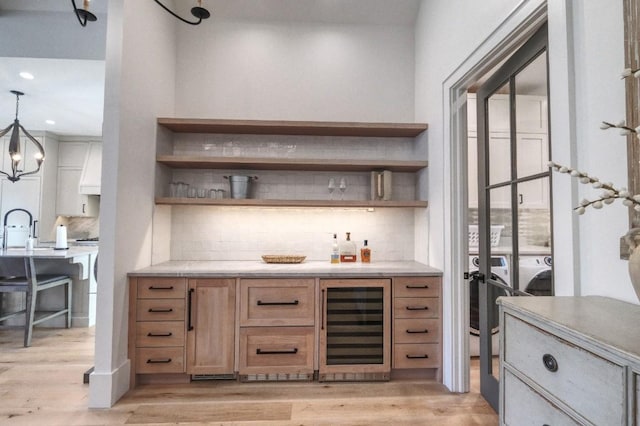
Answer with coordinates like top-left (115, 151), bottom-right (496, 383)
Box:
top-left (440, 0), bottom-right (579, 395)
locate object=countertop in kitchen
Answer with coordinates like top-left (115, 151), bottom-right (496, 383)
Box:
top-left (129, 260), bottom-right (442, 278)
top-left (0, 246), bottom-right (98, 259)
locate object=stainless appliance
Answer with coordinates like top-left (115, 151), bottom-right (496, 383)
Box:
top-left (519, 255), bottom-right (552, 296)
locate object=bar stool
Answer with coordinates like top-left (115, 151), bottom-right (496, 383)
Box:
top-left (0, 268), bottom-right (72, 347)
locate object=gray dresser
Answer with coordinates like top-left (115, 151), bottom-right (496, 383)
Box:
top-left (498, 296), bottom-right (640, 425)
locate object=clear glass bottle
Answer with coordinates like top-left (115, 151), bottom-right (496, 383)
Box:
top-left (360, 240), bottom-right (371, 263)
top-left (331, 233), bottom-right (340, 264)
top-left (340, 232), bottom-right (357, 262)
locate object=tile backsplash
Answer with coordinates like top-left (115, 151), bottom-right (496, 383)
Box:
top-left (170, 206), bottom-right (416, 261)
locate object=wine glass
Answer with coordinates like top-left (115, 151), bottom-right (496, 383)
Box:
top-left (339, 178), bottom-right (347, 200)
top-left (328, 178), bottom-right (336, 200)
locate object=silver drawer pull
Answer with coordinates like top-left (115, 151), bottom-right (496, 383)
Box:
top-left (406, 354), bottom-right (429, 359)
top-left (542, 353), bottom-right (558, 372)
top-left (147, 332), bottom-right (173, 337)
top-left (406, 329), bottom-right (429, 334)
top-left (147, 358), bottom-right (172, 364)
top-left (257, 300), bottom-right (299, 306)
top-left (406, 306), bottom-right (429, 311)
top-left (148, 308), bottom-right (173, 313)
top-left (256, 348), bottom-right (298, 355)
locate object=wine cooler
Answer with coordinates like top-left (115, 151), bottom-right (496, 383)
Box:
top-left (319, 279), bottom-right (391, 381)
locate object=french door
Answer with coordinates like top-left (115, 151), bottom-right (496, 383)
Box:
top-left (475, 23), bottom-right (552, 410)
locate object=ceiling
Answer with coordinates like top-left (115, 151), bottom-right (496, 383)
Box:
top-left (0, 0), bottom-right (421, 138)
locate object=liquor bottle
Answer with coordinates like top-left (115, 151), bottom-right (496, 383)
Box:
top-left (340, 232), bottom-right (357, 262)
top-left (360, 240), bottom-right (371, 263)
top-left (331, 233), bottom-right (340, 264)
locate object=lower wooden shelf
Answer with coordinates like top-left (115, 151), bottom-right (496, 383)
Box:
top-left (155, 197), bottom-right (428, 208)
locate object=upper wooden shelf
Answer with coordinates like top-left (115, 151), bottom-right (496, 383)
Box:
top-left (157, 118), bottom-right (428, 137)
top-left (155, 198), bottom-right (428, 208)
top-left (156, 156), bottom-right (428, 172)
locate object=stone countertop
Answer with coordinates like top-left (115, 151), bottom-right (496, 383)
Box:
top-left (129, 260), bottom-right (442, 278)
top-left (0, 246), bottom-right (98, 259)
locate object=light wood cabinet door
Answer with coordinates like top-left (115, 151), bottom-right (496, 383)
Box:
top-left (186, 278), bottom-right (236, 376)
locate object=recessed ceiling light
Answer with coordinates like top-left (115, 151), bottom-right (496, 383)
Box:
top-left (45, 120), bottom-right (56, 125)
top-left (19, 72), bottom-right (34, 80)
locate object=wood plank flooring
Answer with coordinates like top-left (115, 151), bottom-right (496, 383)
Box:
top-left (0, 326), bottom-right (498, 425)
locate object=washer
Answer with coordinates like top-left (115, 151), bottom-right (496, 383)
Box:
top-left (519, 255), bottom-right (552, 296)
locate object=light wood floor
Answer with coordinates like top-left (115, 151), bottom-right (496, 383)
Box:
top-left (0, 326), bottom-right (498, 425)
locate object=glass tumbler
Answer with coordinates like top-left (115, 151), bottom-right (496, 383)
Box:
top-left (197, 188), bottom-right (207, 198)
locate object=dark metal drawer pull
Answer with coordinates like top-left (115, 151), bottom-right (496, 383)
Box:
top-left (147, 332), bottom-right (173, 337)
top-left (406, 329), bottom-right (429, 334)
top-left (406, 306), bottom-right (429, 311)
top-left (148, 308), bottom-right (173, 313)
top-left (406, 284), bottom-right (429, 289)
top-left (542, 354), bottom-right (558, 372)
top-left (256, 348), bottom-right (299, 355)
top-left (406, 354), bottom-right (429, 359)
top-left (147, 358), bottom-right (172, 363)
top-left (257, 300), bottom-right (299, 306)
top-left (148, 286), bottom-right (174, 290)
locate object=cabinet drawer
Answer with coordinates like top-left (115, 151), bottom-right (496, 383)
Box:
top-left (393, 344), bottom-right (440, 369)
top-left (137, 299), bottom-right (185, 321)
top-left (504, 314), bottom-right (625, 425)
top-left (136, 347), bottom-right (185, 374)
top-left (136, 321), bottom-right (185, 347)
top-left (240, 279), bottom-right (315, 326)
top-left (393, 318), bottom-right (439, 344)
top-left (503, 369), bottom-right (580, 426)
top-left (239, 326), bottom-right (314, 374)
top-left (393, 277), bottom-right (440, 298)
top-left (137, 278), bottom-right (186, 299)
top-left (393, 297), bottom-right (439, 319)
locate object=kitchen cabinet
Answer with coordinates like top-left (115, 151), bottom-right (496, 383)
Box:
top-left (392, 277), bottom-right (442, 379)
top-left (56, 142), bottom-right (99, 217)
top-left (499, 296), bottom-right (640, 426)
top-left (186, 278), bottom-right (236, 377)
top-left (155, 118), bottom-right (428, 208)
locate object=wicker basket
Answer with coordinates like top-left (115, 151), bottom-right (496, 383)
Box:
top-left (261, 255), bottom-right (306, 264)
top-left (468, 225), bottom-right (504, 247)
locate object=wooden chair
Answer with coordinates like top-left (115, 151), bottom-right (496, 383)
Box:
top-left (0, 262), bottom-right (72, 347)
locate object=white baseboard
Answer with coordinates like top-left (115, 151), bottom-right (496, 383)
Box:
top-left (88, 358), bottom-right (131, 408)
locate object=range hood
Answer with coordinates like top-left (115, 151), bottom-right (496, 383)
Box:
top-left (79, 142), bottom-right (102, 195)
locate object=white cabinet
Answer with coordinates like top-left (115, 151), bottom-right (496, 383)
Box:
top-left (56, 142), bottom-right (99, 217)
top-left (79, 142), bottom-right (101, 195)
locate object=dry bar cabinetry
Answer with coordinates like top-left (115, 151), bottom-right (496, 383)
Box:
top-left (498, 296), bottom-right (640, 426)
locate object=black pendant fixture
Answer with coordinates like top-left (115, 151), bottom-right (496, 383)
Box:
top-left (154, 0), bottom-right (211, 25)
top-left (0, 91), bottom-right (46, 183)
top-left (71, 0), bottom-right (97, 27)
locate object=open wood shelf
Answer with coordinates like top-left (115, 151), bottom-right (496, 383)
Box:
top-left (155, 198), bottom-right (428, 208)
top-left (157, 118), bottom-right (428, 137)
top-left (156, 156), bottom-right (428, 172)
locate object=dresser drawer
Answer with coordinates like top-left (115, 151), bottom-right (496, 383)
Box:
top-left (393, 297), bottom-right (439, 319)
top-left (393, 318), bottom-right (439, 344)
top-left (503, 369), bottom-right (580, 426)
top-left (504, 314), bottom-right (625, 425)
top-left (137, 299), bottom-right (185, 321)
top-left (136, 347), bottom-right (185, 374)
top-left (136, 321), bottom-right (185, 347)
top-left (137, 278), bottom-right (186, 299)
top-left (393, 344), bottom-right (440, 369)
top-left (394, 277), bottom-right (440, 298)
top-left (239, 326), bottom-right (314, 374)
top-left (240, 279), bottom-right (315, 326)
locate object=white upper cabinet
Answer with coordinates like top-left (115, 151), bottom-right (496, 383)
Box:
top-left (56, 142), bottom-right (100, 217)
top-left (79, 142), bottom-right (102, 195)
top-left (467, 94), bottom-right (548, 134)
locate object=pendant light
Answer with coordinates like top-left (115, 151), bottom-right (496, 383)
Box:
top-left (154, 0), bottom-right (211, 25)
top-left (71, 0), bottom-right (97, 27)
top-left (0, 91), bottom-right (46, 183)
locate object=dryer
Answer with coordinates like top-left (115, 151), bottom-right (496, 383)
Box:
top-left (519, 255), bottom-right (552, 296)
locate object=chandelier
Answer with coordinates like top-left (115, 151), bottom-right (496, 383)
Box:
top-left (154, 0), bottom-right (211, 25)
top-left (71, 0), bottom-right (97, 27)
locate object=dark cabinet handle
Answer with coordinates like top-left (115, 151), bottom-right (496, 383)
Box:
top-left (406, 284), bottom-right (429, 289)
top-left (256, 348), bottom-right (298, 355)
top-left (257, 300), bottom-right (299, 306)
top-left (147, 332), bottom-right (172, 337)
top-left (148, 308), bottom-right (173, 313)
top-left (321, 289), bottom-right (325, 331)
top-left (146, 358), bottom-right (172, 364)
top-left (519, 194), bottom-right (524, 204)
top-left (406, 306), bottom-right (429, 311)
top-left (148, 285), bottom-right (174, 290)
top-left (82, 203), bottom-right (86, 214)
top-left (542, 354), bottom-right (558, 372)
top-left (406, 329), bottom-right (429, 334)
top-left (406, 354), bottom-right (429, 359)
top-left (188, 288), bottom-right (194, 331)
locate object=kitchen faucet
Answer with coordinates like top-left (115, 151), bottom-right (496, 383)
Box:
top-left (2, 208), bottom-right (35, 250)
